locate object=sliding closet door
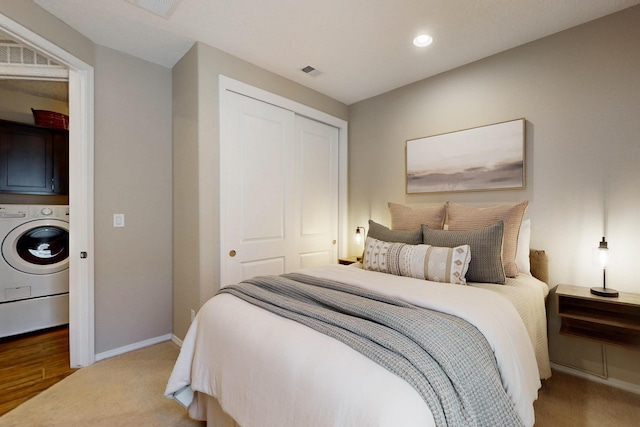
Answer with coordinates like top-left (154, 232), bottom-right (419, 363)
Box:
top-left (295, 115), bottom-right (339, 269)
top-left (221, 91), bottom-right (295, 286)
top-left (220, 91), bottom-right (339, 287)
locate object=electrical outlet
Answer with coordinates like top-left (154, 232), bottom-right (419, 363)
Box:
top-left (190, 309), bottom-right (196, 322)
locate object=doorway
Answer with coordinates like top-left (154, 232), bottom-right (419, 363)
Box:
top-left (0, 13), bottom-right (95, 367)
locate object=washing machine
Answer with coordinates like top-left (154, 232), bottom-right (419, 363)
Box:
top-left (0, 204), bottom-right (70, 338)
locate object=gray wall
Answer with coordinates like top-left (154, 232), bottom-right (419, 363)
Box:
top-left (172, 42), bottom-right (349, 339)
top-left (94, 45), bottom-right (173, 353)
top-left (348, 6), bottom-right (640, 386)
top-left (1, 2), bottom-right (174, 355)
top-left (172, 44), bottom-right (201, 344)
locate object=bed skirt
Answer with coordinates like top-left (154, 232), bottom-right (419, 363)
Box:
top-left (200, 394), bottom-right (239, 427)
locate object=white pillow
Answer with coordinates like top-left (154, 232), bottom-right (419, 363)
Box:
top-left (515, 218), bottom-right (531, 275)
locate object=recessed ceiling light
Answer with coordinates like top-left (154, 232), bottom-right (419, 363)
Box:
top-left (413, 34), bottom-right (433, 47)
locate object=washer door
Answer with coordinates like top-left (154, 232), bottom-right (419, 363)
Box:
top-left (2, 219), bottom-right (69, 275)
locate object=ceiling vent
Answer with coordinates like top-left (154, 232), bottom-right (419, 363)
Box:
top-left (125, 0), bottom-right (183, 18)
top-left (301, 65), bottom-right (322, 77)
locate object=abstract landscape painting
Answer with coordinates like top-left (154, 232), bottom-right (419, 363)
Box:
top-left (406, 119), bottom-right (525, 194)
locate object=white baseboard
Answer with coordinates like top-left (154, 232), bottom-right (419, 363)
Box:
top-left (171, 334), bottom-right (183, 348)
top-left (95, 333), bottom-right (173, 361)
top-left (551, 362), bottom-right (640, 395)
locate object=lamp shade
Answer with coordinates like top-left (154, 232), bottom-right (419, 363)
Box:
top-left (354, 226), bottom-right (365, 245)
top-left (598, 237), bottom-right (608, 268)
top-left (591, 236), bottom-right (618, 297)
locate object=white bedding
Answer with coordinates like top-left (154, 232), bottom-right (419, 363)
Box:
top-left (323, 262), bottom-right (551, 380)
top-left (472, 273), bottom-right (551, 380)
top-left (166, 264), bottom-right (546, 427)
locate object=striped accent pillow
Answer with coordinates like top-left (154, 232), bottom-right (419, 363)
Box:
top-left (363, 236), bottom-right (471, 285)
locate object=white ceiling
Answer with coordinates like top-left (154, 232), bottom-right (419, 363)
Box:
top-left (33, 0), bottom-right (640, 105)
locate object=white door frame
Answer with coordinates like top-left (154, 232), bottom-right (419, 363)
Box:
top-left (0, 14), bottom-right (95, 367)
top-left (219, 75), bottom-right (349, 265)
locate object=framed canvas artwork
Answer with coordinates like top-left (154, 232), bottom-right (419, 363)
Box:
top-left (406, 118), bottom-right (525, 194)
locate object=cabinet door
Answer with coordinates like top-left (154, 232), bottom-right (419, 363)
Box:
top-left (0, 123), bottom-right (53, 194)
top-left (52, 131), bottom-right (69, 195)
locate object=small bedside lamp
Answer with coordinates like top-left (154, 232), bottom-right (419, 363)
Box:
top-left (590, 237), bottom-right (619, 297)
top-left (354, 226), bottom-right (366, 262)
top-left (354, 226), bottom-right (366, 245)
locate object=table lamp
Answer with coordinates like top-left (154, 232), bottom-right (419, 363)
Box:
top-left (590, 237), bottom-right (618, 297)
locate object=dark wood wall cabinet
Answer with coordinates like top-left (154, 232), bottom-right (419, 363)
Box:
top-left (557, 284), bottom-right (640, 350)
top-left (0, 119), bottom-right (69, 195)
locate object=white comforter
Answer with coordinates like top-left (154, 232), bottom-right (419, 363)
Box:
top-left (166, 265), bottom-right (543, 427)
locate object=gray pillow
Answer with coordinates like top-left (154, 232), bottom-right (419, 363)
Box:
top-left (421, 221), bottom-right (506, 284)
top-left (368, 220), bottom-right (422, 244)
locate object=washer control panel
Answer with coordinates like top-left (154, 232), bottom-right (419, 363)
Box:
top-left (0, 205), bottom-right (69, 221)
top-left (29, 205), bottom-right (69, 220)
top-left (0, 205), bottom-right (28, 219)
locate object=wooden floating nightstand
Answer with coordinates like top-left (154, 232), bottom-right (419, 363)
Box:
top-left (556, 284), bottom-right (640, 350)
top-left (338, 256), bottom-right (361, 265)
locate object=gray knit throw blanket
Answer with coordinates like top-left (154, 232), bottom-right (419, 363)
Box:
top-left (218, 272), bottom-right (524, 427)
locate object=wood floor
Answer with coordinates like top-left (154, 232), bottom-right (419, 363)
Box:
top-left (0, 325), bottom-right (76, 416)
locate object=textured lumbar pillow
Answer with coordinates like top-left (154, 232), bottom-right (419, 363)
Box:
top-left (363, 236), bottom-right (471, 285)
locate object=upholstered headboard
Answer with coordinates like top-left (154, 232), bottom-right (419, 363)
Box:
top-left (529, 249), bottom-right (549, 285)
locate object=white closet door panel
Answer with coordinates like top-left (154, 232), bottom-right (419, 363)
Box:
top-left (300, 252), bottom-right (332, 270)
top-left (241, 257), bottom-right (285, 280)
top-left (300, 131), bottom-right (331, 235)
top-left (240, 113), bottom-right (286, 241)
top-left (221, 91), bottom-right (295, 286)
top-left (295, 116), bottom-right (339, 268)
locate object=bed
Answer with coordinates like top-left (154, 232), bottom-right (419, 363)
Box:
top-left (166, 201), bottom-right (551, 427)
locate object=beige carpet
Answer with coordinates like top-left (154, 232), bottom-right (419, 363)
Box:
top-left (534, 369), bottom-right (640, 427)
top-left (1, 340), bottom-right (639, 426)
top-left (0, 341), bottom-right (203, 427)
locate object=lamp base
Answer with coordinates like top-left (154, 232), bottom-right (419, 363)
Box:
top-left (590, 287), bottom-right (619, 297)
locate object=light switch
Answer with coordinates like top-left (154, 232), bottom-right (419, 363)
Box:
top-left (113, 213), bottom-right (125, 227)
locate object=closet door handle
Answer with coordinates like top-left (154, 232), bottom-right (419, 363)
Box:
top-left (229, 250), bottom-right (236, 257)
